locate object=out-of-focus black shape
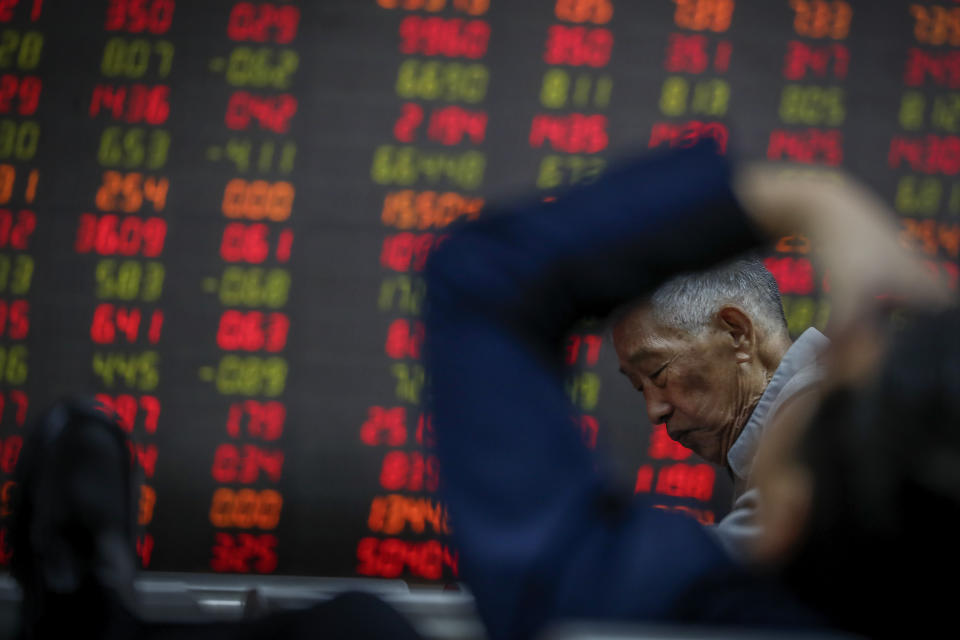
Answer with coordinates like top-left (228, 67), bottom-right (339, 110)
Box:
top-left (10, 398), bottom-right (139, 639)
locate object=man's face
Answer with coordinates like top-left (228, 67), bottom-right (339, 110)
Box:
top-left (611, 306), bottom-right (750, 465)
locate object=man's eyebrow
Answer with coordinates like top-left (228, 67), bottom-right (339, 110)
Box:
top-left (626, 349), bottom-right (656, 364)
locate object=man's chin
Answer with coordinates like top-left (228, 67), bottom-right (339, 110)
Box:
top-left (668, 428), bottom-right (721, 464)
top-left (681, 437), bottom-right (721, 465)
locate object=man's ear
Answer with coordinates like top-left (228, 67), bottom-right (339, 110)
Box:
top-left (714, 306), bottom-right (755, 359)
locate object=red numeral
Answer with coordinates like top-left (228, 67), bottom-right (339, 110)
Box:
top-left (888, 135), bottom-right (960, 175)
top-left (356, 538), bottom-right (457, 580)
top-left (211, 532), bottom-right (278, 573)
top-left (227, 3), bottom-right (300, 44)
top-left (649, 120), bottom-right (728, 153)
top-left (654, 463), bottom-right (715, 501)
top-left (529, 113), bottom-right (607, 153)
top-left (380, 232), bottom-right (442, 272)
top-left (395, 103), bottom-right (489, 146)
top-left (75, 214), bottom-right (167, 257)
top-left (0, 0), bottom-right (42, 22)
top-left (359, 406), bottom-right (407, 447)
top-left (0, 75), bottom-right (41, 115)
top-left (663, 35), bottom-right (732, 74)
top-left (635, 464), bottom-right (655, 493)
top-left (216, 310), bottom-right (289, 352)
top-left (385, 318), bottom-right (424, 359)
top-left (0, 299), bottom-right (28, 340)
top-left (220, 222), bottom-right (288, 263)
top-left (275, 229), bottom-right (293, 262)
top-left (105, 0), bottom-right (175, 35)
top-left (89, 84), bottom-right (171, 125)
top-left (226, 400), bottom-right (285, 440)
top-left (0, 435), bottom-right (22, 473)
top-left (0, 0), bottom-right (16, 22)
top-left (398, 16), bottom-right (490, 58)
top-left (137, 533), bottom-right (154, 567)
top-left (225, 92), bottom-right (297, 134)
top-left (379, 451), bottom-right (439, 492)
top-left (783, 41), bottom-right (849, 81)
top-left (904, 49), bottom-right (960, 89)
top-left (0, 209), bottom-right (35, 250)
top-left (564, 333), bottom-right (602, 365)
top-left (544, 25), bottom-right (613, 67)
top-left (127, 441), bottom-right (157, 478)
top-left (393, 102), bottom-right (423, 143)
top-left (95, 393), bottom-right (160, 433)
top-left (212, 443), bottom-right (284, 484)
top-left (91, 304), bottom-right (162, 344)
top-left (664, 33), bottom-right (707, 73)
top-left (763, 256), bottom-right (815, 295)
top-left (0, 390), bottom-right (28, 426)
top-left (428, 105), bottom-right (487, 145)
top-left (766, 128), bottom-right (842, 166)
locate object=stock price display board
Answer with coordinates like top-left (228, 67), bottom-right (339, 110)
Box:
top-left (0, 0), bottom-right (956, 583)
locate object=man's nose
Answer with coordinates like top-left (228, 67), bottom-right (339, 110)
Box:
top-left (644, 388), bottom-right (673, 426)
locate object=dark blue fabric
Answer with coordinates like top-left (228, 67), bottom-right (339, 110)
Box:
top-left (424, 143), bottom-right (797, 640)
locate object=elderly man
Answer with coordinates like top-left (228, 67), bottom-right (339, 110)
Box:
top-left (612, 258), bottom-right (828, 558)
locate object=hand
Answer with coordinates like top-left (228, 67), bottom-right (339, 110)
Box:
top-left (734, 164), bottom-right (953, 335)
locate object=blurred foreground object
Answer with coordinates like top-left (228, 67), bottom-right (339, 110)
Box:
top-left (425, 142), bottom-right (948, 640)
top-left (754, 305), bottom-right (960, 638)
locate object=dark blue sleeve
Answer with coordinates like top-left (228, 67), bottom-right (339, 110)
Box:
top-left (424, 144), bottom-right (764, 640)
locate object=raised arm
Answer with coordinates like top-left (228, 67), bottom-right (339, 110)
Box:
top-left (425, 144), bottom-right (756, 640)
top-left (424, 143), bottom-right (944, 640)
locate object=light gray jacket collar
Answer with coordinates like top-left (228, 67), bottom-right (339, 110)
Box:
top-left (727, 327), bottom-right (830, 484)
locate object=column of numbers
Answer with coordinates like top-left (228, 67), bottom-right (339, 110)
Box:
top-left (83, 0), bottom-right (177, 570)
top-left (0, 0), bottom-right (43, 567)
top-left (649, 0), bottom-right (732, 153)
top-left (891, 2), bottom-right (960, 291)
top-left (760, 1), bottom-right (853, 336)
top-left (205, 0), bottom-right (300, 576)
top-left (359, 0), bottom-right (490, 583)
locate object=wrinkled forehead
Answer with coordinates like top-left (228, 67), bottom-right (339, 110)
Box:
top-left (611, 304), bottom-right (692, 361)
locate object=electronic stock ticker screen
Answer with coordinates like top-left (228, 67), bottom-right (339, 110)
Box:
top-left (0, 0), bottom-right (956, 584)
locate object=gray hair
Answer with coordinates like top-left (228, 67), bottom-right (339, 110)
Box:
top-left (648, 257), bottom-right (788, 336)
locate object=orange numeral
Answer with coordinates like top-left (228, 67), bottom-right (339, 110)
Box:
top-left (209, 488), bottom-right (283, 530)
top-left (790, 0), bottom-right (852, 39)
top-left (222, 179), bottom-right (294, 222)
top-left (139, 484), bottom-right (156, 525)
top-left (381, 190), bottom-right (483, 230)
top-left (555, 0), bottom-right (613, 24)
top-left (96, 171), bottom-right (168, 213)
top-left (673, 0), bottom-right (735, 32)
top-left (911, 5), bottom-right (960, 46)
